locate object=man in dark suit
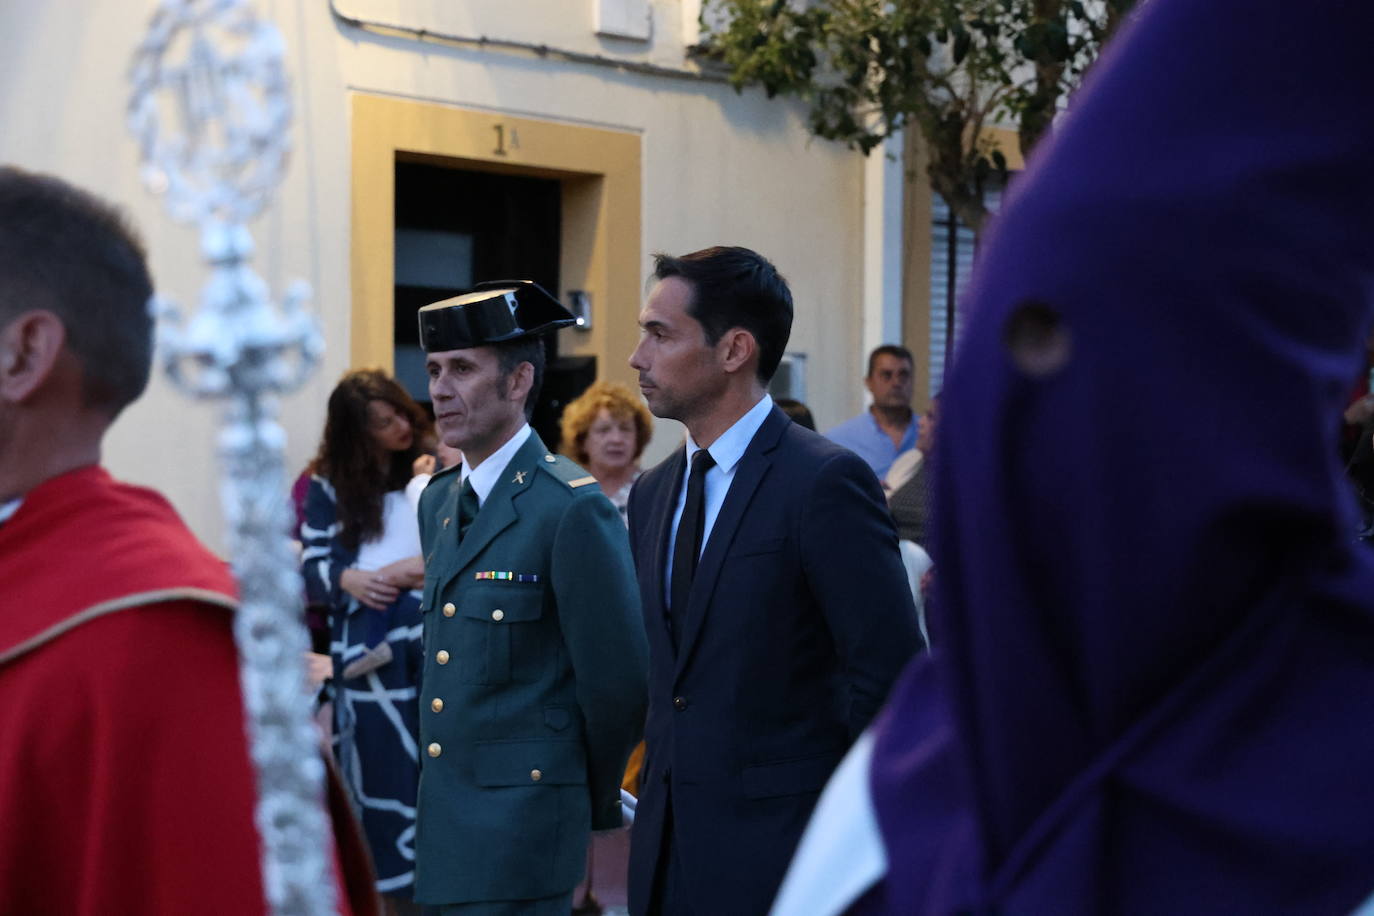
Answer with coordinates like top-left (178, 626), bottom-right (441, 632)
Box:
top-left (624, 247), bottom-right (922, 915)
top-left (413, 282), bottom-right (648, 914)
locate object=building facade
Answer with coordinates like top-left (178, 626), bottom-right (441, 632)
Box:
top-left (0, 0), bottom-right (967, 547)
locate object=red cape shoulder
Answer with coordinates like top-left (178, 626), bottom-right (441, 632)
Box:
top-left (0, 466), bottom-right (237, 658)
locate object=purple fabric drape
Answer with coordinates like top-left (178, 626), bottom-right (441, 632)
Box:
top-left (866, 1), bottom-right (1374, 912)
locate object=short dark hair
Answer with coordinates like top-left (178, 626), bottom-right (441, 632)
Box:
top-left (774, 397), bottom-right (816, 431)
top-left (0, 167), bottom-right (154, 417)
top-left (493, 336), bottom-right (545, 420)
top-left (867, 344), bottom-right (914, 377)
top-left (652, 246), bottom-right (793, 383)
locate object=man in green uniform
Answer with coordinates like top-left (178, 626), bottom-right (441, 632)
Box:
top-left (412, 281), bottom-right (648, 913)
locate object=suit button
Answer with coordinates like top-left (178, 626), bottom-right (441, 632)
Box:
top-left (491, 609), bottom-right (504, 621)
top-left (673, 696), bottom-right (688, 711)
top-left (431, 698), bottom-right (443, 713)
top-left (428, 743), bottom-right (442, 758)
top-left (436, 649), bottom-right (450, 665)
top-left (442, 602), bottom-right (456, 617)
top-left (530, 769), bottom-right (543, 782)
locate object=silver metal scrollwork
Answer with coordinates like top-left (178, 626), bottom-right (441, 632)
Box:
top-left (128, 1), bottom-right (334, 913)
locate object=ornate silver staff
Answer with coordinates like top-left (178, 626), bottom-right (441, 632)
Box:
top-left (128, 1), bottom-right (336, 913)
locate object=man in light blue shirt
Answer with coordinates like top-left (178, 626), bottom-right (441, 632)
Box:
top-left (824, 345), bottom-right (917, 483)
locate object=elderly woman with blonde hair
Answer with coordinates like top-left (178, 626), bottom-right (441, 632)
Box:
top-left (559, 380), bottom-right (654, 522)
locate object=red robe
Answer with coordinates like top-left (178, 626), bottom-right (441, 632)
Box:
top-left (0, 466), bottom-right (373, 915)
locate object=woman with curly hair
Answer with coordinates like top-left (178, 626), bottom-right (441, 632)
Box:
top-left (559, 380), bottom-right (654, 522)
top-left (301, 368), bottom-right (431, 909)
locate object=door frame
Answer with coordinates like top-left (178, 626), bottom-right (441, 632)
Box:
top-left (350, 92), bottom-right (643, 390)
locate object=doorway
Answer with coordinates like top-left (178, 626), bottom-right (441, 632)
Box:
top-left (350, 94), bottom-right (642, 455)
top-left (392, 161), bottom-right (593, 449)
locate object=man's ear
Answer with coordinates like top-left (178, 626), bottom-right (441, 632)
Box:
top-left (718, 327), bottom-right (759, 377)
top-left (503, 360), bottom-right (535, 407)
top-left (0, 311), bottom-right (66, 404)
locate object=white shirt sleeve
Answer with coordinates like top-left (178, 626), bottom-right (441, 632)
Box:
top-left (769, 730), bottom-right (887, 916)
top-left (405, 473), bottom-right (432, 512)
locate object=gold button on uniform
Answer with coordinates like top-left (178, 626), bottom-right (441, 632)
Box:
top-left (491, 609), bottom-right (505, 622)
top-left (436, 650), bottom-right (450, 665)
top-left (428, 743), bottom-right (442, 758)
top-left (431, 698), bottom-right (444, 713)
top-left (530, 769), bottom-right (543, 782)
top-left (442, 602), bottom-right (456, 617)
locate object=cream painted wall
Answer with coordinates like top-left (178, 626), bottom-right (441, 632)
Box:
top-left (0, 0), bottom-right (868, 547)
top-left (334, 0), bottom-right (694, 68)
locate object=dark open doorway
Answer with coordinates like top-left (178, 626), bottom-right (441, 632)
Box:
top-left (393, 159), bottom-right (596, 453)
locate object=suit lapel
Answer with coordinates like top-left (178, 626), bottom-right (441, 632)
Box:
top-left (645, 448), bottom-right (687, 646)
top-left (674, 408), bottom-right (788, 676)
top-left (447, 433), bottom-right (544, 575)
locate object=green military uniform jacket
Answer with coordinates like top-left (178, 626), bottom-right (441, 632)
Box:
top-left (413, 431), bottom-right (648, 906)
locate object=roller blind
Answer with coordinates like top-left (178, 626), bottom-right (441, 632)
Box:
top-left (930, 185), bottom-right (1002, 394)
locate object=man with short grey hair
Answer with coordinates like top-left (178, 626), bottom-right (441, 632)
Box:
top-left (413, 281), bottom-right (648, 914)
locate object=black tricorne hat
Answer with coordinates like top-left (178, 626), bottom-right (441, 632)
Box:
top-left (418, 280), bottom-right (576, 352)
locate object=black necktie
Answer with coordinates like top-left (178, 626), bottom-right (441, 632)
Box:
top-left (670, 449), bottom-right (716, 641)
top-left (457, 478), bottom-right (479, 541)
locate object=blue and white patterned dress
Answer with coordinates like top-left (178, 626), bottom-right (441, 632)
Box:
top-left (301, 475), bottom-right (424, 897)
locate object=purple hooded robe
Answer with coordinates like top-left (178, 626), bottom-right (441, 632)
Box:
top-left (861, 1), bottom-right (1374, 912)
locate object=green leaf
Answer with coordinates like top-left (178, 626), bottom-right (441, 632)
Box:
top-left (703, 0), bottom-right (1113, 186)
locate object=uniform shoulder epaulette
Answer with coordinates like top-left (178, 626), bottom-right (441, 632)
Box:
top-left (536, 453), bottom-right (601, 490)
top-left (416, 463), bottom-right (459, 509)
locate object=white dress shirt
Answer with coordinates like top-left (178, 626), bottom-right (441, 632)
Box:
top-left (355, 490), bottom-right (424, 571)
top-left (663, 394), bottom-right (774, 602)
top-left (460, 423), bottom-right (533, 507)
top-left (0, 497), bottom-right (22, 527)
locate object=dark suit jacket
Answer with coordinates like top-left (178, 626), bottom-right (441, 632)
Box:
top-left (413, 433), bottom-right (648, 906)
top-left (626, 405), bottom-right (921, 915)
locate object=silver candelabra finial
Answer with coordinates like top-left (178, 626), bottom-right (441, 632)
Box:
top-left (128, 1), bottom-right (334, 913)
